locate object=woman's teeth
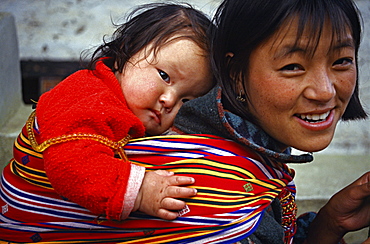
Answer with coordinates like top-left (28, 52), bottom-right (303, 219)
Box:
top-left (298, 111), bottom-right (330, 123)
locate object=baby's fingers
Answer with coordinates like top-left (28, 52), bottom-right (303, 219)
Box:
top-left (156, 208), bottom-right (180, 220)
top-left (153, 170), bottom-right (174, 177)
top-left (168, 175), bottom-right (195, 186)
top-left (166, 185), bottom-right (197, 198)
top-left (159, 198), bottom-right (191, 220)
top-left (162, 198), bottom-right (187, 211)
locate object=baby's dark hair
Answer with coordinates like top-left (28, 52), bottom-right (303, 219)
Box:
top-left (86, 2), bottom-right (213, 73)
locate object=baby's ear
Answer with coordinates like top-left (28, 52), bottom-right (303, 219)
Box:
top-left (113, 61), bottom-right (119, 71)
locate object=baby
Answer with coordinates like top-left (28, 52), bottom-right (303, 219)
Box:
top-left (1, 2), bottom-right (214, 226)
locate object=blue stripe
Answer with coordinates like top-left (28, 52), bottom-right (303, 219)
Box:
top-left (1, 174), bottom-right (86, 210)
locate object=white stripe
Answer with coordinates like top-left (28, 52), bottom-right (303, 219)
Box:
top-left (248, 158), bottom-right (274, 179)
top-left (128, 140), bottom-right (236, 156)
top-left (0, 222), bottom-right (51, 232)
top-left (192, 213), bottom-right (261, 243)
top-left (46, 221), bottom-right (109, 230)
top-left (1, 178), bottom-right (96, 220)
top-left (126, 150), bottom-right (206, 158)
top-left (1, 174), bottom-right (91, 212)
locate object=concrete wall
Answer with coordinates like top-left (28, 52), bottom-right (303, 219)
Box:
top-left (0, 0), bottom-right (219, 60)
top-left (0, 12), bottom-right (31, 165)
top-left (0, 13), bottom-right (22, 129)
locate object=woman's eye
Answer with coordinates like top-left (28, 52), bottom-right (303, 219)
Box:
top-left (280, 64), bottom-right (303, 71)
top-left (333, 58), bottom-right (353, 66)
top-left (159, 70), bottom-right (170, 83)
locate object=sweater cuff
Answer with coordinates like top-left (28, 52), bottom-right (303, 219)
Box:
top-left (120, 164), bottom-right (145, 220)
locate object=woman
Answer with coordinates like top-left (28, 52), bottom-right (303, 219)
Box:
top-left (171, 0), bottom-right (369, 242)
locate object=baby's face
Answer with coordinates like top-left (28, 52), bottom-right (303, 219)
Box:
top-left (116, 38), bottom-right (213, 135)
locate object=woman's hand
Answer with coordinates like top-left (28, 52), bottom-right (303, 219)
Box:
top-left (133, 170), bottom-right (197, 220)
top-left (325, 171), bottom-right (370, 233)
top-left (305, 171), bottom-right (370, 244)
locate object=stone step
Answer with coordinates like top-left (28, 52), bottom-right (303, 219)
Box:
top-left (0, 104), bottom-right (32, 167)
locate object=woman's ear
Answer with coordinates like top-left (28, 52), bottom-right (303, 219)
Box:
top-left (226, 52), bottom-right (234, 58)
top-left (225, 52), bottom-right (235, 78)
top-left (225, 52), bottom-right (245, 100)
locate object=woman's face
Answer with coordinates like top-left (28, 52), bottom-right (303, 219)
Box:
top-left (245, 19), bottom-right (356, 152)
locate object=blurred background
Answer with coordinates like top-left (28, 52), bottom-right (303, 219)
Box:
top-left (0, 0), bottom-right (369, 242)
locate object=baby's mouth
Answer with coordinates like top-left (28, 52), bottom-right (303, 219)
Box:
top-left (296, 111), bottom-right (331, 123)
top-left (152, 110), bottom-right (161, 124)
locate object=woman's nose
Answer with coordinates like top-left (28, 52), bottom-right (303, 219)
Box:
top-left (303, 68), bottom-right (336, 103)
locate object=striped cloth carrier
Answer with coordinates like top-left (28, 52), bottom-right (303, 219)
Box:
top-left (0, 124), bottom-right (296, 243)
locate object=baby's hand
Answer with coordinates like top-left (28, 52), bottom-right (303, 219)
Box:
top-left (133, 170), bottom-right (196, 220)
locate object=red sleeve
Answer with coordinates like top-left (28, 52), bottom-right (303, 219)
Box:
top-left (36, 64), bottom-right (145, 220)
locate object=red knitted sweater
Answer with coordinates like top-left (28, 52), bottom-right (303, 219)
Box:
top-left (35, 61), bottom-right (145, 220)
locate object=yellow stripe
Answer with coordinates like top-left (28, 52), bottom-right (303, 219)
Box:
top-left (188, 192), bottom-right (280, 208)
top-left (11, 174), bottom-right (53, 190)
top-left (10, 160), bottom-right (53, 190)
top-left (130, 161), bottom-right (148, 167)
top-left (137, 158), bottom-right (257, 179)
top-left (35, 241), bottom-right (92, 244)
top-left (172, 168), bottom-right (247, 181)
top-left (194, 184), bottom-right (281, 198)
top-left (13, 160), bottom-right (47, 179)
top-left (11, 167), bottom-right (52, 189)
top-left (121, 228), bottom-right (218, 244)
top-left (196, 191), bottom-right (247, 199)
top-left (164, 158), bottom-right (257, 179)
top-left (135, 163), bottom-right (255, 181)
top-left (193, 191), bottom-right (278, 203)
top-left (247, 178), bottom-right (286, 189)
top-left (14, 135), bottom-right (42, 158)
top-left (195, 185), bottom-right (246, 194)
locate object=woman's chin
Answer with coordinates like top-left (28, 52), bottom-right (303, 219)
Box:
top-left (293, 139), bottom-right (332, 153)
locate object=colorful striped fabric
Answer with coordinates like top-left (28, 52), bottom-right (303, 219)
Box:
top-left (0, 125), bottom-right (296, 243)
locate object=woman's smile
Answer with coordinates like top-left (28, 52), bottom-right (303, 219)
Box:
top-left (294, 110), bottom-right (335, 131)
top-left (296, 111), bottom-right (331, 123)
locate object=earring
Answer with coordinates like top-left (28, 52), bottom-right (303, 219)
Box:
top-left (236, 90), bottom-right (246, 102)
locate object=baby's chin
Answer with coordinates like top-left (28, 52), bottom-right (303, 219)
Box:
top-left (145, 128), bottom-right (171, 136)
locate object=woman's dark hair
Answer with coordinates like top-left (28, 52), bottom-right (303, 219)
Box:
top-left (212, 0), bottom-right (367, 121)
top-left (86, 2), bottom-right (213, 73)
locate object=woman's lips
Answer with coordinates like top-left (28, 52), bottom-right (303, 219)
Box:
top-left (295, 110), bottom-right (334, 131)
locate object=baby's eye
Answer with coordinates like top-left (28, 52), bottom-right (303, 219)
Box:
top-left (159, 70), bottom-right (170, 83)
top-left (182, 98), bottom-right (190, 103)
top-left (280, 64), bottom-right (303, 71)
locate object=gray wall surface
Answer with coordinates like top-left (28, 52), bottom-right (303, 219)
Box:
top-left (1, 0), bottom-right (369, 155)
